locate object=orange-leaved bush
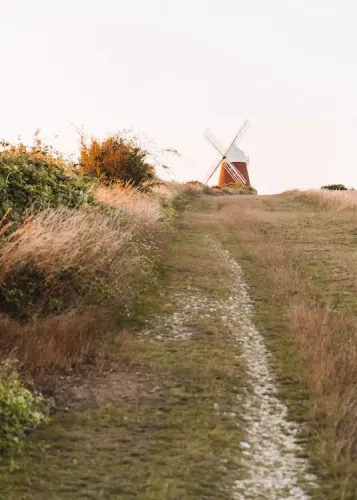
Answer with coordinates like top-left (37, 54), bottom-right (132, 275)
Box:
top-left (79, 133), bottom-right (155, 186)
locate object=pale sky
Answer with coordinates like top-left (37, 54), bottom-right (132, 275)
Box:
top-left (1, 0), bottom-right (356, 193)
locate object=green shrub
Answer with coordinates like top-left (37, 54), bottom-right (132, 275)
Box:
top-left (0, 138), bottom-right (94, 228)
top-left (222, 183), bottom-right (257, 195)
top-left (321, 184), bottom-right (348, 191)
top-left (202, 185), bottom-right (217, 196)
top-left (0, 360), bottom-right (50, 452)
top-left (0, 264), bottom-right (84, 320)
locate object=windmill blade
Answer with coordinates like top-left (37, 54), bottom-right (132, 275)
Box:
top-left (160, 163), bottom-right (178, 181)
top-left (224, 119), bottom-right (250, 155)
top-left (203, 156), bottom-right (222, 185)
top-left (203, 129), bottom-right (225, 156)
top-left (223, 160), bottom-right (247, 185)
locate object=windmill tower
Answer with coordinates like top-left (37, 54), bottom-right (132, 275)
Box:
top-left (203, 120), bottom-right (251, 187)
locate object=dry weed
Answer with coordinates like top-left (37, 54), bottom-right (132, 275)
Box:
top-left (294, 189), bottom-right (357, 211)
top-left (0, 207), bottom-right (134, 279)
top-left (94, 184), bottom-right (162, 226)
top-left (230, 203), bottom-right (357, 461)
top-left (0, 310), bottom-right (105, 381)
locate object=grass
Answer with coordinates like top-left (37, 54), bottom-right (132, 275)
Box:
top-left (3, 186), bottom-right (357, 497)
top-left (94, 183), bottom-right (163, 226)
top-left (199, 192), bottom-right (357, 499)
top-left (0, 202), bottom-right (247, 498)
top-left (0, 183), bottom-right (182, 387)
top-left (290, 188), bottom-right (357, 211)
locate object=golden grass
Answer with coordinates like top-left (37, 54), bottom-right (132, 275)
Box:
top-left (0, 207), bottom-right (135, 279)
top-left (0, 312), bottom-right (104, 383)
top-left (94, 184), bottom-right (162, 226)
top-left (211, 195), bottom-right (357, 483)
top-left (293, 189), bottom-right (357, 211)
top-left (0, 182), bottom-right (180, 386)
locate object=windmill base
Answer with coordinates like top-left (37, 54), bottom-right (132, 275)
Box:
top-left (218, 162), bottom-right (251, 187)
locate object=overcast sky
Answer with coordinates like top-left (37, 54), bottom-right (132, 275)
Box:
top-left (1, 0), bottom-right (355, 193)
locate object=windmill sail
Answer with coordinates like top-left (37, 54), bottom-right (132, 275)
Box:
top-left (203, 120), bottom-right (251, 187)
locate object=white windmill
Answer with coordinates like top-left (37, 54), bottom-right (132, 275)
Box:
top-left (203, 119), bottom-right (251, 187)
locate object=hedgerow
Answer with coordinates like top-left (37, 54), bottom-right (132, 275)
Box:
top-left (0, 136), bottom-right (93, 229)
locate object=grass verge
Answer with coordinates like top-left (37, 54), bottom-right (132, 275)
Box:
top-left (0, 198), bottom-right (246, 499)
top-left (200, 192), bottom-right (357, 499)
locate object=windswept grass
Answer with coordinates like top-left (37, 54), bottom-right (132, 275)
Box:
top-left (292, 188), bottom-right (357, 211)
top-left (0, 206), bottom-right (135, 278)
top-left (0, 182), bottom-right (187, 387)
top-left (205, 193), bottom-right (357, 498)
top-left (94, 183), bottom-right (162, 226)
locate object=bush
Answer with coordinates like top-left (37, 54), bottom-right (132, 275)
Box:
top-left (222, 183), bottom-right (257, 194)
top-left (79, 133), bottom-right (155, 186)
top-left (0, 360), bottom-right (50, 452)
top-left (0, 135), bottom-right (93, 228)
top-left (321, 184), bottom-right (348, 191)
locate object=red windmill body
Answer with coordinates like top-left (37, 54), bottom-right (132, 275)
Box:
top-left (203, 120), bottom-right (251, 187)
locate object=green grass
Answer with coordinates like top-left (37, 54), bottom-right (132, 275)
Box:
top-left (0, 205), bottom-right (247, 499)
top-left (202, 193), bottom-right (357, 499)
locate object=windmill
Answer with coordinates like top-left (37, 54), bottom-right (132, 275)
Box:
top-left (203, 119), bottom-right (251, 187)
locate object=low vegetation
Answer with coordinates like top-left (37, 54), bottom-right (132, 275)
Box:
top-left (321, 183), bottom-right (349, 190)
top-left (0, 135), bottom-right (92, 230)
top-left (291, 188), bottom-right (357, 211)
top-left (0, 132), bottom-right (191, 453)
top-left (79, 132), bottom-right (155, 185)
top-left (0, 360), bottom-right (50, 453)
top-left (207, 190), bottom-right (357, 498)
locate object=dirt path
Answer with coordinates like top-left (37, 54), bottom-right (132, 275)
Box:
top-left (0, 196), bottom-right (318, 499)
top-left (211, 241), bottom-right (316, 499)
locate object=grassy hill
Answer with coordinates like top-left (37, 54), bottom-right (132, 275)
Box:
top-left (1, 179), bottom-right (357, 498)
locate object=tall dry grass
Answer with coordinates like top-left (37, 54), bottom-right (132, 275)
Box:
top-left (94, 184), bottom-right (162, 226)
top-left (226, 203), bottom-right (357, 467)
top-left (0, 183), bottom-right (176, 386)
top-left (0, 207), bottom-right (135, 278)
top-left (0, 312), bottom-right (104, 383)
top-left (293, 189), bottom-right (357, 211)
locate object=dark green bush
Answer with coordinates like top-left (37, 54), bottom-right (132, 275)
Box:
top-left (0, 146), bottom-right (93, 227)
top-left (0, 264), bottom-right (87, 320)
top-left (321, 184), bottom-right (348, 191)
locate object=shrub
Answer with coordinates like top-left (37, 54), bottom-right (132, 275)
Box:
top-left (0, 360), bottom-right (50, 452)
top-left (321, 184), bottom-right (348, 191)
top-left (222, 183), bottom-right (257, 194)
top-left (202, 185), bottom-right (217, 196)
top-left (0, 135), bottom-right (93, 228)
top-left (79, 133), bottom-right (155, 186)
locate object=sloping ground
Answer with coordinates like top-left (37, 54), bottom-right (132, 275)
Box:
top-left (2, 192), bottom-right (352, 498)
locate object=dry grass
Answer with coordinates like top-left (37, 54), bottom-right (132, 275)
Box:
top-left (293, 189), bottom-right (357, 211)
top-left (0, 206), bottom-right (143, 384)
top-left (210, 194), bottom-right (357, 487)
top-left (0, 181), bottom-right (180, 386)
top-left (94, 184), bottom-right (162, 226)
top-left (0, 311), bottom-right (105, 383)
top-left (0, 207), bottom-right (135, 279)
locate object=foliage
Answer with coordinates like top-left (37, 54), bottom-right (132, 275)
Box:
top-left (0, 133), bottom-right (93, 227)
top-left (79, 132), bottom-right (155, 186)
top-left (321, 184), bottom-right (348, 191)
top-left (202, 185), bottom-right (218, 196)
top-left (0, 264), bottom-right (84, 320)
top-left (0, 360), bottom-right (50, 452)
top-left (222, 183), bottom-right (257, 194)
